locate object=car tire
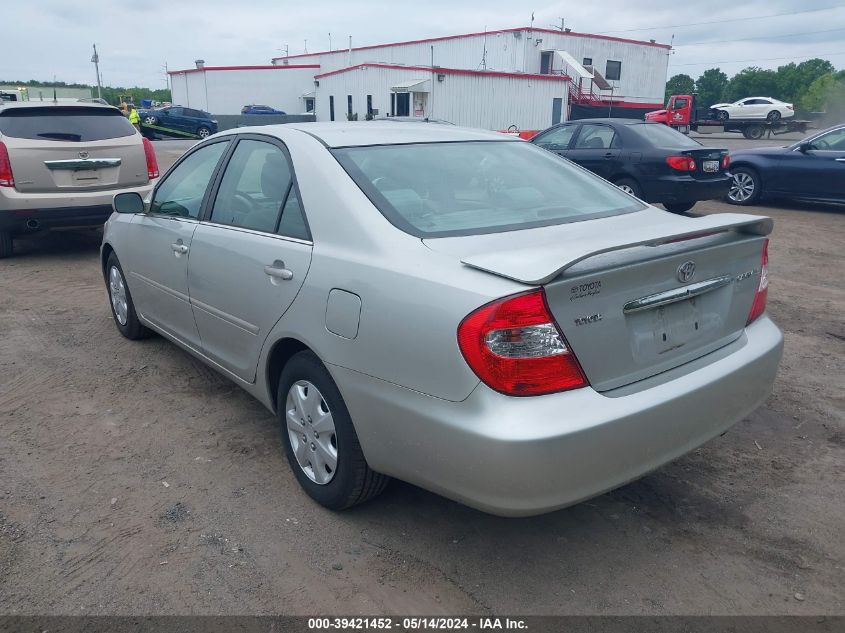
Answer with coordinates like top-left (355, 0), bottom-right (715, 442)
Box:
top-left (197, 126), bottom-right (211, 139)
top-left (727, 167), bottom-right (761, 205)
top-left (716, 109), bottom-right (729, 122)
top-left (105, 252), bottom-right (150, 340)
top-left (613, 177), bottom-right (643, 199)
top-left (663, 201), bottom-right (696, 214)
top-left (766, 110), bottom-right (781, 123)
top-left (0, 231), bottom-right (13, 258)
top-left (743, 125), bottom-right (765, 140)
top-left (143, 115), bottom-right (158, 125)
top-left (277, 350), bottom-right (389, 510)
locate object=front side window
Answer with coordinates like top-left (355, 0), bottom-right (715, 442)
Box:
top-left (210, 139), bottom-right (309, 237)
top-left (333, 141), bottom-right (644, 238)
top-left (150, 141), bottom-right (228, 218)
top-left (605, 60), bottom-right (621, 81)
top-left (574, 124), bottom-right (618, 149)
top-left (810, 128), bottom-right (845, 151)
top-left (0, 107), bottom-right (135, 141)
top-left (534, 125), bottom-right (577, 149)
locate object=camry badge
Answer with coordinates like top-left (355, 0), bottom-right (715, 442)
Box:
top-left (676, 261), bottom-right (696, 283)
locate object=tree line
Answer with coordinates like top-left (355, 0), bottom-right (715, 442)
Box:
top-left (665, 59), bottom-right (844, 115)
top-left (0, 78), bottom-right (171, 106)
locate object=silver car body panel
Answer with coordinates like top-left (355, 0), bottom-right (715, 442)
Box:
top-left (102, 122), bottom-right (783, 515)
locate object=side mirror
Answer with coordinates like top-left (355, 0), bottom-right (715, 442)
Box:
top-left (113, 192), bottom-right (145, 214)
top-left (798, 142), bottom-right (813, 153)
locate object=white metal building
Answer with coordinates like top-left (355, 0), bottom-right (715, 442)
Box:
top-left (170, 26), bottom-right (670, 129)
top-left (169, 64), bottom-right (319, 115)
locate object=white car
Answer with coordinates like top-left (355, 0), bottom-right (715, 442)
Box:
top-left (710, 97), bottom-right (794, 122)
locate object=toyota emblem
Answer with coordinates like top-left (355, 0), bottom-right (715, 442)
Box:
top-left (78, 151), bottom-right (89, 159)
top-left (677, 261), bottom-right (696, 283)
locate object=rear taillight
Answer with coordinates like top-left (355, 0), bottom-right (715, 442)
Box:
top-left (666, 155), bottom-right (696, 171)
top-left (457, 289), bottom-right (588, 396)
top-left (0, 141), bottom-right (14, 187)
top-left (142, 137), bottom-right (159, 179)
top-left (747, 239), bottom-right (769, 324)
top-left (721, 153), bottom-right (731, 169)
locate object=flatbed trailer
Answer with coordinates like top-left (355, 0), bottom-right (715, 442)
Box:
top-left (645, 94), bottom-right (811, 139)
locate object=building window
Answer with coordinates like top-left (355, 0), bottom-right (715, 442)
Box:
top-left (582, 57), bottom-right (593, 67)
top-left (329, 96), bottom-right (335, 121)
top-left (347, 95), bottom-right (353, 116)
top-left (305, 97), bottom-right (314, 113)
top-left (366, 95), bottom-right (373, 116)
top-left (540, 52), bottom-right (553, 75)
top-left (605, 60), bottom-right (621, 81)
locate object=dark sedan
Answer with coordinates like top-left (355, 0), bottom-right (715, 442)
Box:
top-left (138, 106), bottom-right (218, 139)
top-left (241, 105), bottom-right (286, 115)
top-left (727, 124), bottom-right (845, 205)
top-left (531, 118), bottom-right (730, 213)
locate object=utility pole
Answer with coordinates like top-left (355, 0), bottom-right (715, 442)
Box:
top-left (304, 39), bottom-right (308, 53)
top-left (163, 62), bottom-right (170, 92)
top-left (329, 33), bottom-right (332, 51)
top-left (91, 43), bottom-right (102, 100)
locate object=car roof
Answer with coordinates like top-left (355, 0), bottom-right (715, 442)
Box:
top-left (550, 118), bottom-right (652, 126)
top-left (0, 100), bottom-right (120, 112)
top-left (230, 121), bottom-right (517, 148)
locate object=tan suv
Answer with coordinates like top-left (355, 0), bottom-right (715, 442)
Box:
top-left (0, 101), bottom-right (159, 257)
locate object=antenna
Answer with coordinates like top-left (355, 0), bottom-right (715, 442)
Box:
top-left (328, 32), bottom-right (332, 51)
top-left (304, 39), bottom-right (308, 53)
top-left (479, 25), bottom-right (488, 70)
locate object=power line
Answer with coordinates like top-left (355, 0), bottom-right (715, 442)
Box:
top-left (669, 50), bottom-right (845, 67)
top-left (596, 5), bottom-right (842, 34)
top-left (676, 27), bottom-right (845, 47)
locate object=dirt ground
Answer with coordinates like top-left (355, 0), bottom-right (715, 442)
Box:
top-left (0, 136), bottom-right (842, 616)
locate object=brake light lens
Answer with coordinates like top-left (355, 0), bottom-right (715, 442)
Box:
top-left (747, 239), bottom-right (769, 324)
top-left (666, 155), bottom-right (696, 171)
top-left (721, 153), bottom-right (731, 169)
top-left (457, 289), bottom-right (588, 396)
top-left (0, 141), bottom-right (14, 187)
top-left (142, 137), bottom-right (159, 179)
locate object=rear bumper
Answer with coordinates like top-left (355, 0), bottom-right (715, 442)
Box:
top-left (0, 182), bottom-right (153, 233)
top-left (333, 316), bottom-right (783, 516)
top-left (643, 173), bottom-right (731, 204)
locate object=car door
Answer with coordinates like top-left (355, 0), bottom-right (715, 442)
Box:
top-left (162, 107), bottom-right (185, 131)
top-left (532, 124), bottom-right (578, 158)
top-left (187, 136), bottom-right (313, 382)
top-left (566, 123), bottom-right (621, 179)
top-left (774, 128), bottom-right (845, 199)
top-left (124, 139), bottom-right (230, 348)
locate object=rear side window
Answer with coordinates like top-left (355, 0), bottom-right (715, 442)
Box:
top-left (211, 139), bottom-right (308, 238)
top-left (0, 107), bottom-right (135, 141)
top-left (630, 123), bottom-right (702, 148)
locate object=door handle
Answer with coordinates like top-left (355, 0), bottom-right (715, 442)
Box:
top-left (264, 260), bottom-right (293, 281)
top-left (835, 158), bottom-right (845, 162)
top-left (170, 242), bottom-right (188, 254)
top-left (603, 152), bottom-right (614, 159)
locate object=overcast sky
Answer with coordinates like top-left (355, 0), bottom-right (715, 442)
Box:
top-left (4, 0), bottom-right (844, 88)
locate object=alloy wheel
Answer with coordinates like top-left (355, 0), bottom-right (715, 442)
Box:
top-left (108, 265), bottom-right (129, 326)
top-left (617, 184), bottom-right (636, 195)
top-left (729, 172), bottom-right (755, 203)
top-left (285, 380), bottom-right (338, 485)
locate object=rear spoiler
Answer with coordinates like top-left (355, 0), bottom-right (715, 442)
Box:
top-left (461, 213), bottom-right (772, 285)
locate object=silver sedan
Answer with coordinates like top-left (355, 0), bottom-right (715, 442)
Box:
top-left (101, 123), bottom-right (783, 516)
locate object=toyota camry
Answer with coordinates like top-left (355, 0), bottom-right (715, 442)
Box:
top-left (101, 122), bottom-right (783, 516)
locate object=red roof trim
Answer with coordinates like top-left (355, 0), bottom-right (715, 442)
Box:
top-left (169, 64), bottom-right (320, 75)
top-left (315, 63), bottom-right (571, 82)
top-left (273, 26), bottom-right (670, 61)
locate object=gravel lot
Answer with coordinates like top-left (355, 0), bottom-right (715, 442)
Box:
top-left (0, 134), bottom-right (842, 615)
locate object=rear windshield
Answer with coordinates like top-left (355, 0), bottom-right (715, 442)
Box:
top-left (332, 141), bottom-right (645, 237)
top-left (630, 123), bottom-right (701, 148)
top-left (0, 107), bottom-right (135, 142)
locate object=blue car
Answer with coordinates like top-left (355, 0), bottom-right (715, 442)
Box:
top-left (727, 123), bottom-right (845, 205)
top-left (241, 104), bottom-right (286, 115)
top-left (139, 106), bottom-right (218, 139)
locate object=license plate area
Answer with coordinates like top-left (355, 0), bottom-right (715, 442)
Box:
top-left (653, 298), bottom-right (700, 354)
top-left (703, 160), bottom-right (719, 173)
top-left (72, 169), bottom-right (100, 183)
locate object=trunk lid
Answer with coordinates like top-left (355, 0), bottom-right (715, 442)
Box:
top-left (0, 105), bottom-right (148, 193)
top-left (425, 208), bottom-right (771, 391)
top-left (677, 147), bottom-right (729, 180)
